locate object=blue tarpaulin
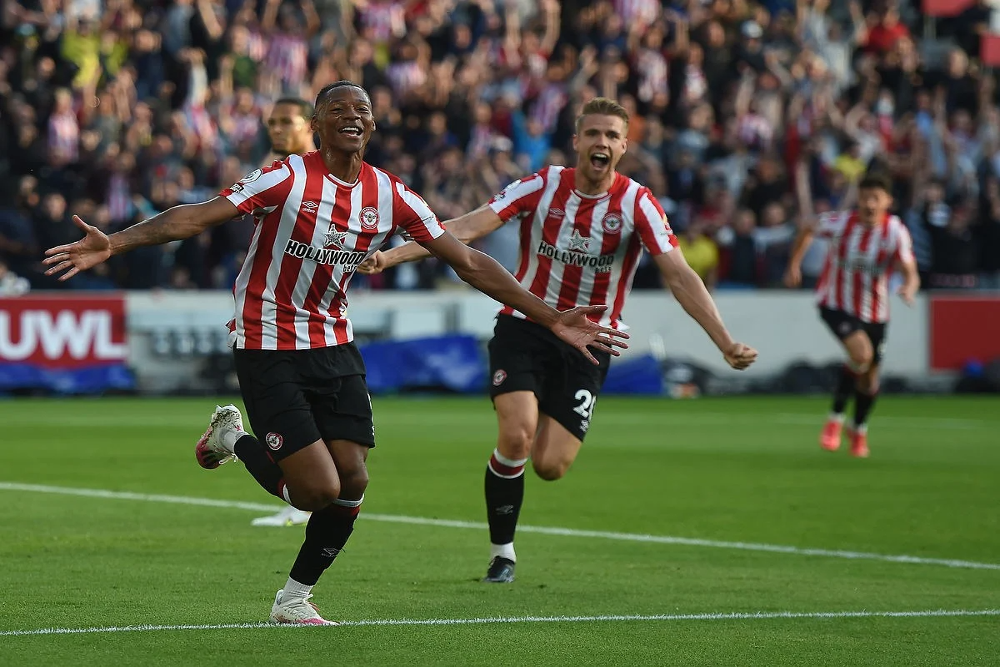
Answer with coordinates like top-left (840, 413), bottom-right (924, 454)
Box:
top-left (0, 363), bottom-right (135, 394)
top-left (360, 335), bottom-right (487, 394)
top-left (359, 335), bottom-right (663, 395)
top-left (602, 354), bottom-right (663, 395)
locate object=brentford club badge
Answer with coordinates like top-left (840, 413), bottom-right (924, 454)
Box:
top-left (360, 206), bottom-right (380, 231)
top-left (492, 370), bottom-right (507, 386)
top-left (602, 213), bottom-right (623, 234)
top-left (265, 432), bottom-right (283, 451)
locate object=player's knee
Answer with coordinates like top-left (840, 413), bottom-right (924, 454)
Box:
top-left (497, 426), bottom-right (534, 460)
top-left (532, 458), bottom-right (569, 481)
top-left (849, 349), bottom-right (873, 373)
top-left (337, 466), bottom-right (369, 500)
top-left (294, 479), bottom-right (342, 511)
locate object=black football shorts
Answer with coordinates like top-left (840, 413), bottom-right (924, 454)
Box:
top-left (819, 307), bottom-right (888, 365)
top-left (233, 343), bottom-right (375, 460)
top-left (488, 314), bottom-right (611, 441)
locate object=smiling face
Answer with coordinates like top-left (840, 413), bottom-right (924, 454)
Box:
top-left (312, 85), bottom-right (375, 155)
top-left (573, 113), bottom-right (628, 187)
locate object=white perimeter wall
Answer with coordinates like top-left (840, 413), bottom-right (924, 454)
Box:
top-left (126, 291), bottom-right (929, 383)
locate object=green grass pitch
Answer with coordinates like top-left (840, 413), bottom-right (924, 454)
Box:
top-left (0, 395), bottom-right (998, 666)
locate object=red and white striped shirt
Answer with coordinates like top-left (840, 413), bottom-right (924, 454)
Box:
top-left (357, 0), bottom-right (405, 43)
top-left (265, 33), bottom-right (309, 90)
top-left (488, 166), bottom-right (678, 329)
top-left (221, 151), bottom-right (446, 349)
top-left (815, 210), bottom-right (914, 323)
top-left (48, 110), bottom-right (79, 164)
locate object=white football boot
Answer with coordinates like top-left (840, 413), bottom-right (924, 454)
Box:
top-left (269, 590), bottom-right (339, 626)
top-left (195, 405), bottom-right (244, 469)
top-left (251, 506), bottom-right (312, 527)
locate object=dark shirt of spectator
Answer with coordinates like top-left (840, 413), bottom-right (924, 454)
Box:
top-left (925, 206), bottom-right (980, 288)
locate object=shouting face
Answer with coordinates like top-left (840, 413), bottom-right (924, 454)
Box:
top-left (572, 114), bottom-right (628, 187)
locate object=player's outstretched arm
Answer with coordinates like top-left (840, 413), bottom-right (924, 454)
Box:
top-left (655, 250), bottom-right (758, 371)
top-left (896, 256), bottom-right (920, 306)
top-left (420, 231), bottom-right (629, 364)
top-left (358, 206), bottom-right (505, 274)
top-left (43, 197), bottom-right (239, 281)
top-left (784, 224), bottom-right (815, 288)
top-left (786, 159), bottom-right (818, 288)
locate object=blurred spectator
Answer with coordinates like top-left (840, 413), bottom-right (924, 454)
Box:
top-left (863, 5), bottom-right (910, 56)
top-left (924, 204), bottom-right (980, 289)
top-left (0, 0), bottom-right (997, 292)
top-left (0, 258), bottom-right (31, 296)
top-left (978, 176), bottom-right (1000, 287)
top-left (756, 201), bottom-right (796, 287)
top-left (678, 217), bottom-right (719, 289)
top-left (717, 208), bottom-right (761, 287)
top-left (0, 176), bottom-right (41, 279)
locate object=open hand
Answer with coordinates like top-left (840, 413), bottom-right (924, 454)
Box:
top-left (42, 215), bottom-right (112, 281)
top-left (550, 306), bottom-right (630, 365)
top-left (723, 342), bottom-right (758, 371)
top-left (357, 250), bottom-right (388, 275)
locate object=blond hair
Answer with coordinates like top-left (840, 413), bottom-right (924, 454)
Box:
top-left (574, 97), bottom-right (630, 133)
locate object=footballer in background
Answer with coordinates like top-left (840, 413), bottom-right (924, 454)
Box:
top-left (361, 97), bottom-right (757, 583)
top-left (239, 97), bottom-right (316, 527)
top-left (785, 171), bottom-right (920, 457)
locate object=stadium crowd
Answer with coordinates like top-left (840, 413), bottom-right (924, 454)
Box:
top-left (1, 0), bottom-right (999, 294)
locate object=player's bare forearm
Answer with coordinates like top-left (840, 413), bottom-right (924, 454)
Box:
top-left (109, 198), bottom-right (237, 256)
top-left (388, 207), bottom-right (504, 268)
top-left (658, 252), bottom-right (735, 352)
top-left (898, 258), bottom-right (921, 303)
top-left (108, 208), bottom-right (201, 255)
top-left (454, 251), bottom-right (558, 327)
top-left (670, 268), bottom-right (735, 351)
top-left (902, 259), bottom-right (919, 287)
top-left (381, 240), bottom-right (433, 267)
top-left (447, 205), bottom-right (505, 243)
top-left (424, 233), bottom-right (558, 328)
top-left (787, 227), bottom-right (814, 271)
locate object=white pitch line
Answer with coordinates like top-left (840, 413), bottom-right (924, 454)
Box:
top-left (2, 609), bottom-right (998, 637)
top-left (2, 482), bottom-right (999, 572)
top-left (0, 411), bottom-right (991, 431)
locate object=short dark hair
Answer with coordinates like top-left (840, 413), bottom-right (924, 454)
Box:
top-left (859, 171), bottom-right (893, 194)
top-left (273, 97), bottom-right (313, 119)
top-left (314, 81), bottom-right (370, 109)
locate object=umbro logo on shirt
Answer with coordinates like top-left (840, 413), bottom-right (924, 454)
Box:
top-left (302, 200), bottom-right (319, 211)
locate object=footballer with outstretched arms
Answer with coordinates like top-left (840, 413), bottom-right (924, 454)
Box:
top-left (43, 82), bottom-right (629, 624)
top-left (359, 97), bottom-right (758, 584)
